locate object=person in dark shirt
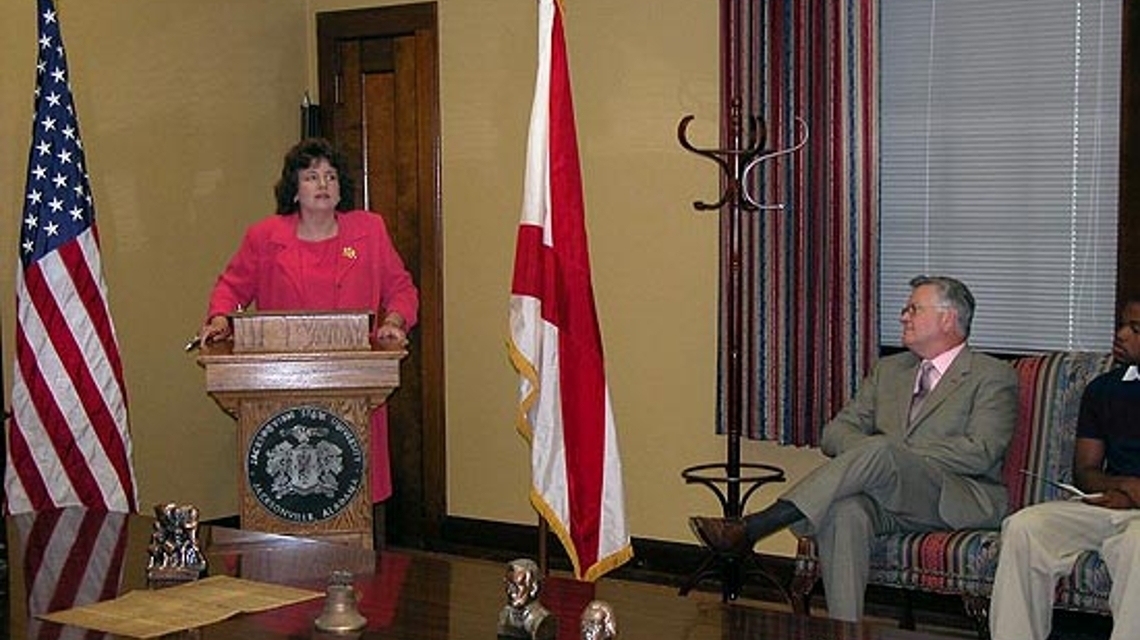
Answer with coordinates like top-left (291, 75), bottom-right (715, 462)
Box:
top-left (989, 297), bottom-right (1140, 640)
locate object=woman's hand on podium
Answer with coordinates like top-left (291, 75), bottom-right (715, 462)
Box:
top-left (375, 312), bottom-right (408, 348)
top-left (197, 315), bottom-right (232, 346)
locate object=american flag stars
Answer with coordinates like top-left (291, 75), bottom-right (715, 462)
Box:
top-left (21, 3), bottom-right (94, 265)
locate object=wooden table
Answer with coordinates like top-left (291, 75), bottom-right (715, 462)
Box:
top-left (5, 508), bottom-right (961, 640)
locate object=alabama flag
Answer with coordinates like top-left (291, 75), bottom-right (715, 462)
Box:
top-left (508, 0), bottom-right (632, 582)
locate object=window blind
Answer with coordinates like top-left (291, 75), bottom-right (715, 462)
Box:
top-left (879, 0), bottom-right (1121, 353)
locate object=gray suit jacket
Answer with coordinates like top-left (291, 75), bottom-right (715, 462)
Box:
top-left (818, 346), bottom-right (1019, 528)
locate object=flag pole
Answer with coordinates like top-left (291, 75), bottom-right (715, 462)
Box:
top-left (537, 516), bottom-right (549, 575)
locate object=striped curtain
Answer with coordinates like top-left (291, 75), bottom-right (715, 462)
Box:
top-left (722, 0), bottom-right (879, 445)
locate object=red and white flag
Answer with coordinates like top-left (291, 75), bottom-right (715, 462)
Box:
top-left (6, 0), bottom-right (138, 515)
top-left (508, 0), bottom-right (632, 582)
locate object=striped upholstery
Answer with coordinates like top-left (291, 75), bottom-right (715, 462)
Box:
top-left (791, 351), bottom-right (1115, 623)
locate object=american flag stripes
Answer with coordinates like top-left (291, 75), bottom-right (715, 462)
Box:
top-left (5, 0), bottom-right (137, 514)
top-left (15, 508), bottom-right (130, 640)
top-left (508, 0), bottom-right (632, 581)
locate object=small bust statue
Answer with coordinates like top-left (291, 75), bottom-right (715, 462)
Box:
top-left (497, 558), bottom-right (556, 640)
top-left (579, 601), bottom-right (617, 640)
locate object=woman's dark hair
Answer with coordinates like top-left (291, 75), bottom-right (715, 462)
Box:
top-left (273, 137), bottom-right (356, 214)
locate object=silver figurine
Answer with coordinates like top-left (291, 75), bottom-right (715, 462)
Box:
top-left (497, 558), bottom-right (556, 640)
top-left (580, 600), bottom-right (617, 640)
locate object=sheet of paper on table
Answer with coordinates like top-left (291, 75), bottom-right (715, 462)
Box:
top-left (38, 575), bottom-right (322, 638)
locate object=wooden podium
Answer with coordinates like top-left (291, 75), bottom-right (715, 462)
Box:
top-left (197, 311), bottom-right (405, 548)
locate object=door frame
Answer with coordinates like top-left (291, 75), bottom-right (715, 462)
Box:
top-left (317, 2), bottom-right (445, 545)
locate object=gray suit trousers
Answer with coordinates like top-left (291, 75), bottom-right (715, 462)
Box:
top-left (783, 438), bottom-right (950, 621)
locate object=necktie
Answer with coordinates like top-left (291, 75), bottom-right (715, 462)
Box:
top-left (909, 361), bottom-right (935, 425)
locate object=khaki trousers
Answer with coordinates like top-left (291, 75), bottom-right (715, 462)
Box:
top-left (784, 438), bottom-right (949, 622)
top-left (990, 500), bottom-right (1140, 640)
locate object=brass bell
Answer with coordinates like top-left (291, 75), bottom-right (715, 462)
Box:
top-left (314, 571), bottom-right (367, 633)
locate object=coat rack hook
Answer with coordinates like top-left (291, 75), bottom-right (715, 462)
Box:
top-left (740, 117), bottom-right (810, 210)
top-left (677, 113), bottom-right (807, 212)
top-left (677, 113), bottom-right (765, 211)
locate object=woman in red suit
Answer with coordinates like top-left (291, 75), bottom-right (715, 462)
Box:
top-left (199, 138), bottom-right (419, 535)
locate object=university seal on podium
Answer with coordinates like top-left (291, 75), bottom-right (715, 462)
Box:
top-left (247, 406), bottom-right (364, 523)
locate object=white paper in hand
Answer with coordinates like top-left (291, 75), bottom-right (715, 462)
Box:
top-left (1019, 469), bottom-right (1103, 500)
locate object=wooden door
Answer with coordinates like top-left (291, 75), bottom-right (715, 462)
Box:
top-left (317, 3), bottom-right (443, 547)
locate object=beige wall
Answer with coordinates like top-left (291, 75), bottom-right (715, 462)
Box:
top-left (1, 0), bottom-right (827, 556)
top-left (0, 0), bottom-right (307, 517)
top-left (306, 0), bottom-right (830, 556)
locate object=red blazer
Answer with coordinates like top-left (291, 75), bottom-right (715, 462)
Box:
top-left (206, 210), bottom-right (418, 331)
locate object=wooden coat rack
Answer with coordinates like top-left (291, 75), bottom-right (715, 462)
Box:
top-left (676, 0), bottom-right (806, 602)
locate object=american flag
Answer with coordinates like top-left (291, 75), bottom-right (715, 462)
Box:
top-left (5, 0), bottom-right (137, 514)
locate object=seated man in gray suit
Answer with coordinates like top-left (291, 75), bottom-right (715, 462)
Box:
top-left (691, 275), bottom-right (1019, 622)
